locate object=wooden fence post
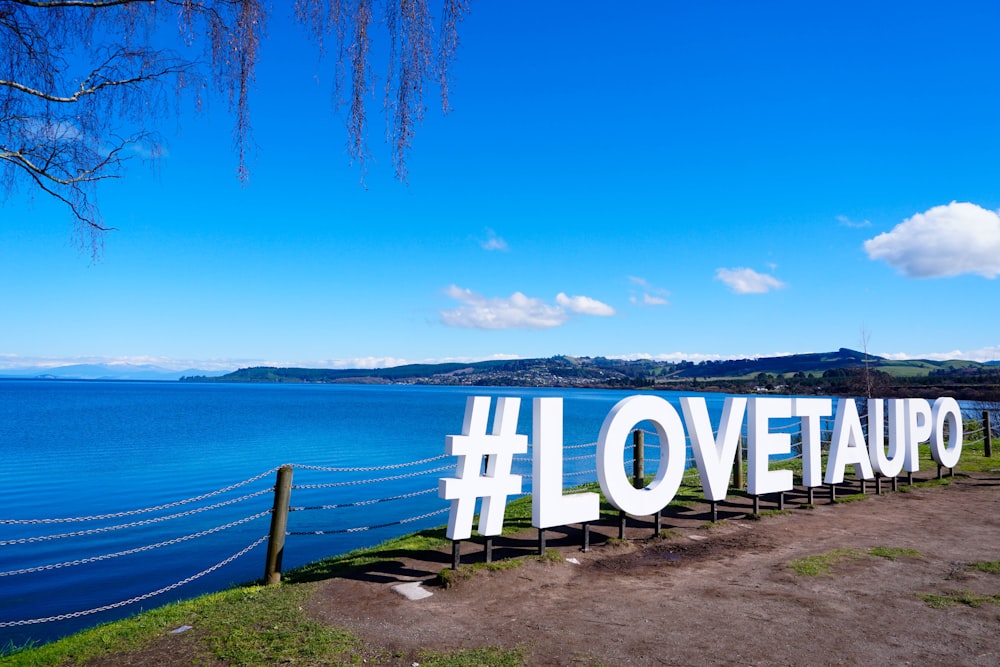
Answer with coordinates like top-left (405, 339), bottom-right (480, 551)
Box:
top-left (985, 411), bottom-right (993, 458)
top-left (264, 465), bottom-right (293, 585)
top-left (734, 433), bottom-right (745, 491)
top-left (633, 429), bottom-right (644, 489)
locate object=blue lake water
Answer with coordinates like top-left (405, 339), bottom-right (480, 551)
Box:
top-left (0, 380), bottom-right (739, 648)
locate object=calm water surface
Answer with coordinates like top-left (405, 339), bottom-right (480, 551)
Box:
top-left (1, 380), bottom-right (730, 647)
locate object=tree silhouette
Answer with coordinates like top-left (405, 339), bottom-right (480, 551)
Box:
top-left (0, 0), bottom-right (466, 254)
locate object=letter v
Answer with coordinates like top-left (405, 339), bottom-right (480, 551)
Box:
top-left (680, 397), bottom-right (747, 502)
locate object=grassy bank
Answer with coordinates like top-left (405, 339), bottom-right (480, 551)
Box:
top-left (5, 438), bottom-right (997, 666)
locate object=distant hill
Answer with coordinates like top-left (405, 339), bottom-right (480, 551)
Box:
top-left (667, 348), bottom-right (878, 379)
top-left (0, 364), bottom-right (229, 381)
top-left (181, 349), bottom-right (1000, 400)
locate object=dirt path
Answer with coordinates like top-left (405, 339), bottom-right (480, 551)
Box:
top-left (305, 473), bottom-right (1000, 666)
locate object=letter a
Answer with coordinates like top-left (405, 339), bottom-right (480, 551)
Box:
top-left (825, 398), bottom-right (874, 484)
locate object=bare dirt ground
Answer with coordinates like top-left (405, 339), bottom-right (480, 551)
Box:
top-left (305, 472), bottom-right (1000, 666)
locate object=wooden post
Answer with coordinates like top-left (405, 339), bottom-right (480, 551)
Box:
top-left (264, 465), bottom-right (293, 585)
top-left (485, 537), bottom-right (494, 563)
top-left (985, 411), bottom-right (993, 457)
top-left (451, 541), bottom-right (461, 570)
top-left (734, 433), bottom-right (745, 491)
top-left (633, 429), bottom-right (644, 489)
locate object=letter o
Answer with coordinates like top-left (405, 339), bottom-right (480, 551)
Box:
top-left (931, 397), bottom-right (963, 469)
top-left (597, 395), bottom-right (685, 516)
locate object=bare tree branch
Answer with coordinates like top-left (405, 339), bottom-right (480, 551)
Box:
top-left (1, 0), bottom-right (466, 255)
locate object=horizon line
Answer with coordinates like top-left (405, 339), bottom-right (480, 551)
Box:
top-left (2, 346), bottom-right (999, 374)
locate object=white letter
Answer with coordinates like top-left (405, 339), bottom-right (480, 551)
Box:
top-left (531, 397), bottom-right (600, 528)
top-left (825, 398), bottom-right (875, 484)
top-left (869, 399), bottom-right (905, 477)
top-left (793, 398), bottom-right (831, 488)
top-left (681, 396), bottom-right (746, 501)
top-left (905, 398), bottom-right (933, 472)
top-left (930, 397), bottom-right (963, 469)
top-left (747, 398), bottom-right (794, 495)
top-left (597, 395), bottom-right (685, 516)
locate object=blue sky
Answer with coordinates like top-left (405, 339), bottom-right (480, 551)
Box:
top-left (3, 0), bottom-right (1000, 372)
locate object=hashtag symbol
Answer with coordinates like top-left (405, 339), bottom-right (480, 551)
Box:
top-left (439, 396), bottom-right (527, 540)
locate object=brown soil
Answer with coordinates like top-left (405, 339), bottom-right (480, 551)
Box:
top-left (304, 472), bottom-right (1000, 666)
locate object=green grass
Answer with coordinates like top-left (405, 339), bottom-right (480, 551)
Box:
top-left (415, 646), bottom-right (525, 667)
top-left (868, 546), bottom-right (922, 561)
top-left (787, 548), bottom-right (865, 576)
top-left (0, 584), bottom-right (367, 667)
top-left (917, 591), bottom-right (1000, 609)
top-left (287, 528), bottom-right (451, 583)
top-left (437, 549), bottom-right (561, 589)
top-left (898, 477), bottom-right (952, 492)
top-left (747, 509), bottom-right (792, 521)
top-left (787, 546), bottom-right (922, 576)
top-left (971, 560), bottom-right (1000, 574)
top-left (833, 493), bottom-right (868, 504)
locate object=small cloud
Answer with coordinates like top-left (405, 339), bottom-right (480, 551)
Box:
top-left (627, 276), bottom-right (670, 306)
top-left (442, 285), bottom-right (567, 329)
top-left (837, 215), bottom-right (872, 229)
top-left (715, 267), bottom-right (786, 294)
top-left (479, 228), bottom-right (509, 252)
top-left (863, 202), bottom-right (1000, 278)
top-left (879, 345), bottom-right (1000, 363)
top-left (440, 285), bottom-right (614, 330)
top-left (642, 293), bottom-right (669, 306)
top-left (555, 293), bottom-right (616, 317)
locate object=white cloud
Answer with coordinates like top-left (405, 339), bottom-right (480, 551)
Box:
top-left (837, 214), bottom-right (872, 228)
top-left (863, 202), bottom-right (1000, 279)
top-left (479, 227), bottom-right (509, 252)
top-left (715, 267), bottom-right (786, 294)
top-left (612, 351), bottom-right (794, 363)
top-left (879, 345), bottom-right (1000, 363)
top-left (627, 276), bottom-right (670, 306)
top-left (440, 285), bottom-right (614, 330)
top-left (441, 285), bottom-right (567, 329)
top-left (555, 292), bottom-right (616, 316)
top-left (641, 293), bottom-right (669, 306)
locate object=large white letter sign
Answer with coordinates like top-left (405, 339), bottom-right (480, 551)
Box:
top-left (904, 398), bottom-right (933, 473)
top-left (747, 398), bottom-right (794, 496)
top-left (793, 398), bottom-right (831, 488)
top-left (825, 398), bottom-right (875, 484)
top-left (439, 396), bottom-right (527, 540)
top-left (680, 396), bottom-right (746, 502)
top-left (597, 395), bottom-right (685, 516)
top-left (531, 397), bottom-right (599, 529)
top-left (930, 397), bottom-right (963, 469)
top-left (869, 399), bottom-right (906, 477)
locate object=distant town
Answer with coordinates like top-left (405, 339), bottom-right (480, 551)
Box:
top-left (182, 348), bottom-right (1000, 401)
